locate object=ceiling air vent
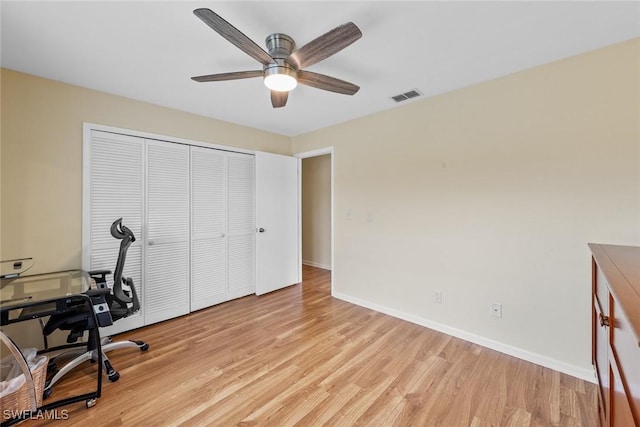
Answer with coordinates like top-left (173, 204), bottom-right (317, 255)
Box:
top-left (391, 89), bottom-right (423, 103)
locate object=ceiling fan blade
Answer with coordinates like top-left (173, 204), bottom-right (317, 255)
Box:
top-left (191, 70), bottom-right (263, 82)
top-left (194, 8), bottom-right (274, 66)
top-left (288, 22), bottom-right (362, 69)
top-left (271, 91), bottom-right (288, 108)
top-left (297, 70), bottom-right (359, 95)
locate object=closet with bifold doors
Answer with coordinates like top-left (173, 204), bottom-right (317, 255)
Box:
top-left (190, 146), bottom-right (256, 311)
top-left (84, 129), bottom-right (256, 336)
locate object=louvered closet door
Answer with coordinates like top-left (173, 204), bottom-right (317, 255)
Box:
top-left (146, 140), bottom-right (190, 324)
top-left (191, 147), bottom-right (227, 311)
top-left (227, 152), bottom-right (256, 299)
top-left (86, 130), bottom-right (145, 335)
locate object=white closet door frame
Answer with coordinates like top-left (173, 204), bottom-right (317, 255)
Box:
top-left (83, 123), bottom-right (255, 155)
top-left (83, 123), bottom-right (301, 326)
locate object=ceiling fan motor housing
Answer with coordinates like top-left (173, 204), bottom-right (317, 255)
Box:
top-left (264, 33), bottom-right (298, 91)
top-left (265, 33), bottom-right (296, 60)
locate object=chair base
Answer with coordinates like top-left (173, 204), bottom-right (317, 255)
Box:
top-left (44, 337), bottom-right (149, 394)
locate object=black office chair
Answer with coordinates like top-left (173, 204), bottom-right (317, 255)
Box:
top-left (43, 218), bottom-right (148, 394)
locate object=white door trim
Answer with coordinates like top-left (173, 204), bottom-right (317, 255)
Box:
top-left (294, 147), bottom-right (335, 294)
top-left (83, 122), bottom-right (256, 155)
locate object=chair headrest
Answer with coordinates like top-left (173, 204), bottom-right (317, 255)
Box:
top-left (110, 218), bottom-right (136, 243)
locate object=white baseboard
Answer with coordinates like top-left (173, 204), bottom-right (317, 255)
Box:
top-left (332, 291), bottom-right (596, 383)
top-left (302, 260), bottom-right (332, 271)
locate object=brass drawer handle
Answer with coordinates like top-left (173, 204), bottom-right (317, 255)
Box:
top-left (599, 313), bottom-right (610, 327)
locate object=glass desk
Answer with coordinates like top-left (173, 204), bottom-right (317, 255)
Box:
top-left (1, 267), bottom-right (103, 425)
top-left (1, 270), bottom-right (88, 319)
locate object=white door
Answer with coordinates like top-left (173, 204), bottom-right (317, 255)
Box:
top-left (145, 140), bottom-right (191, 324)
top-left (255, 151), bottom-right (300, 295)
top-left (84, 130), bottom-right (145, 335)
top-left (190, 147), bottom-right (227, 310)
top-left (227, 152), bottom-right (256, 299)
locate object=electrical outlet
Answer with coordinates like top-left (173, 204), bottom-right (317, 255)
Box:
top-left (491, 303), bottom-right (502, 318)
top-left (434, 290), bottom-right (442, 304)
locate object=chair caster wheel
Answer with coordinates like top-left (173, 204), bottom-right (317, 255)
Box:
top-left (104, 359), bottom-right (119, 381)
top-left (86, 398), bottom-right (97, 408)
top-left (43, 387), bottom-right (52, 399)
top-left (140, 343), bottom-right (149, 351)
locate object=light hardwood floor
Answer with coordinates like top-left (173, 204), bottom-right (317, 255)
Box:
top-left (24, 265), bottom-right (598, 426)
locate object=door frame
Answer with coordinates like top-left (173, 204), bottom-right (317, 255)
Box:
top-left (295, 147), bottom-right (335, 293)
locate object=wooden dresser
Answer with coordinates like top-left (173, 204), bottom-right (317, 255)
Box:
top-left (590, 244), bottom-right (640, 426)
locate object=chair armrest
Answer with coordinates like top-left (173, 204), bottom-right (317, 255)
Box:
top-left (88, 269), bottom-right (112, 288)
top-left (85, 288), bottom-right (111, 298)
top-left (88, 269), bottom-right (112, 277)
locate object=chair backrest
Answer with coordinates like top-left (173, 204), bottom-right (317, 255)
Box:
top-left (110, 218), bottom-right (136, 305)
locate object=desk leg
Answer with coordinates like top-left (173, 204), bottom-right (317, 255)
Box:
top-left (84, 294), bottom-right (102, 404)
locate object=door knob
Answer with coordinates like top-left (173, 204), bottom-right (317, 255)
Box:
top-left (258, 228), bottom-right (265, 233)
top-left (599, 313), bottom-right (610, 327)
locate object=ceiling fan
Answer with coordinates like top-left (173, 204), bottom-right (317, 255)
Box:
top-left (191, 8), bottom-right (362, 108)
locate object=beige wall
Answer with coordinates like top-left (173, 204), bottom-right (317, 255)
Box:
top-left (302, 155), bottom-right (331, 269)
top-left (293, 38), bottom-right (640, 376)
top-left (2, 37), bottom-right (639, 378)
top-left (0, 69), bottom-right (291, 274)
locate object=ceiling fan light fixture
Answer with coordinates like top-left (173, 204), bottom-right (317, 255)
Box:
top-left (264, 65), bottom-right (298, 92)
top-left (191, 9), bottom-right (362, 107)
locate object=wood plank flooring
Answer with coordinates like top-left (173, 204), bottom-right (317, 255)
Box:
top-left (22, 265), bottom-right (598, 426)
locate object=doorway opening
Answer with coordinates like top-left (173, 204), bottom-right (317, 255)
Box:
top-left (296, 148), bottom-right (334, 292)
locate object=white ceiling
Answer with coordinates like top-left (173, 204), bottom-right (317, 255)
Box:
top-left (2, 1), bottom-right (639, 137)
